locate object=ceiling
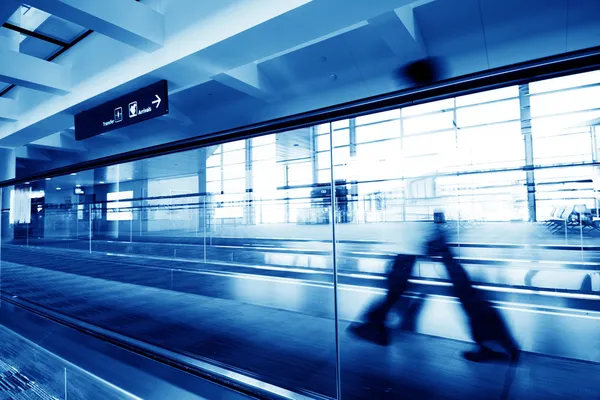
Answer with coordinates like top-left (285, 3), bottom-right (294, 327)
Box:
top-left (0, 0), bottom-right (598, 180)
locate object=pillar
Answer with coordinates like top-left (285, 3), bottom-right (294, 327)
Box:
top-left (0, 147), bottom-right (16, 241)
top-left (519, 83), bottom-right (537, 222)
top-left (197, 147), bottom-right (208, 234)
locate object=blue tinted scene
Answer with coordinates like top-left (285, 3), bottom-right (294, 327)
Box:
top-left (0, 1), bottom-right (599, 399)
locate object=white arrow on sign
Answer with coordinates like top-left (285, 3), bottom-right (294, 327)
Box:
top-left (152, 94), bottom-right (161, 108)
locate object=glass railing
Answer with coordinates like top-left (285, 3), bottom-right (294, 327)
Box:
top-left (1, 72), bottom-right (600, 400)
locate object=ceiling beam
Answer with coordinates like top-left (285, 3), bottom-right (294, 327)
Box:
top-left (29, 131), bottom-right (87, 152)
top-left (0, 0), bottom-right (424, 146)
top-left (212, 64), bottom-right (280, 103)
top-left (161, 104), bottom-right (194, 127)
top-left (15, 146), bottom-right (52, 162)
top-left (0, 98), bottom-right (18, 122)
top-left (0, 147), bottom-right (16, 181)
top-left (26, 0), bottom-right (165, 52)
top-left (0, 48), bottom-right (71, 94)
top-left (368, 0), bottom-right (437, 61)
top-left (170, 0), bottom-right (419, 96)
top-left (394, 0), bottom-right (435, 49)
top-left (0, 0), bottom-right (311, 146)
top-left (0, 0), bottom-right (20, 26)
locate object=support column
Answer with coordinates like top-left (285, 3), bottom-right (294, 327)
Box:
top-left (197, 148), bottom-right (208, 235)
top-left (0, 147), bottom-right (16, 241)
top-left (0, 8), bottom-right (20, 52)
top-left (520, 83), bottom-right (537, 222)
top-left (593, 126), bottom-right (600, 217)
top-left (284, 165), bottom-right (290, 223)
top-left (245, 139), bottom-right (254, 225)
top-left (311, 126), bottom-right (318, 184)
top-left (348, 118), bottom-right (358, 223)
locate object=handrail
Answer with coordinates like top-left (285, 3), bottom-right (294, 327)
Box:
top-left (7, 239), bottom-right (600, 271)
top-left (0, 294), bottom-right (326, 400)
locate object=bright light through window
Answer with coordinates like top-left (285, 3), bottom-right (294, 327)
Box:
top-left (9, 188), bottom-right (32, 224)
top-left (107, 190), bottom-right (133, 221)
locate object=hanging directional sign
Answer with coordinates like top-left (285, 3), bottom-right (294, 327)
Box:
top-left (74, 80), bottom-right (169, 141)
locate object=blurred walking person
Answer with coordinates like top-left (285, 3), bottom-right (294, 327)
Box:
top-left (348, 210), bottom-right (519, 363)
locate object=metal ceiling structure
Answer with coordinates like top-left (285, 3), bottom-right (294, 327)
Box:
top-left (0, 0), bottom-right (599, 181)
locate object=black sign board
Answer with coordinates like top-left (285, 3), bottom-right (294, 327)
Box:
top-left (74, 80), bottom-right (169, 141)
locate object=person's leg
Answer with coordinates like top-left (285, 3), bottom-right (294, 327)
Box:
top-left (366, 254), bottom-right (416, 324)
top-left (445, 260), bottom-right (519, 361)
top-left (435, 240), bottom-right (519, 362)
top-left (348, 254), bottom-right (416, 345)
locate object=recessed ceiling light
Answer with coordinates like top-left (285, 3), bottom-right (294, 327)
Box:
top-left (45, 178), bottom-right (51, 181)
top-left (25, 182), bottom-right (30, 185)
top-left (76, 184), bottom-right (81, 188)
top-left (56, 187), bottom-right (61, 191)
top-left (127, 177), bottom-right (132, 180)
top-left (70, 173), bottom-right (77, 176)
top-left (99, 181), bottom-right (105, 184)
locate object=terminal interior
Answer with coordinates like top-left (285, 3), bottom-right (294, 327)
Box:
top-left (0, 1), bottom-right (599, 399)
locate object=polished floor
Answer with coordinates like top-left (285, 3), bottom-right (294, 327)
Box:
top-left (0, 243), bottom-right (598, 399)
top-left (0, 324), bottom-right (135, 400)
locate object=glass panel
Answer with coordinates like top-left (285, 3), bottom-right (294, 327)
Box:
top-left (531, 110), bottom-right (600, 137)
top-left (455, 85), bottom-right (519, 107)
top-left (253, 160), bottom-right (283, 190)
top-left (532, 129), bottom-right (593, 165)
top-left (316, 123), bottom-right (330, 134)
top-left (403, 111), bottom-right (455, 135)
top-left (207, 180), bottom-right (221, 193)
top-left (15, 7), bottom-right (87, 43)
top-left (223, 163), bottom-right (246, 180)
top-left (332, 129), bottom-right (349, 147)
top-left (402, 97), bottom-right (454, 117)
top-left (223, 149), bottom-right (245, 165)
top-left (317, 151), bottom-right (330, 169)
top-left (252, 143), bottom-right (276, 161)
top-left (455, 98), bottom-right (520, 127)
top-left (530, 85), bottom-right (600, 117)
top-left (4, 69), bottom-right (600, 400)
top-left (332, 146), bottom-right (350, 167)
top-left (206, 166), bottom-right (220, 181)
top-left (332, 119), bottom-right (349, 130)
top-left (1, 137), bottom-right (337, 397)
top-left (18, 34), bottom-right (61, 59)
top-left (352, 139), bottom-right (402, 181)
top-left (317, 168), bottom-right (331, 183)
top-left (355, 109), bottom-right (400, 125)
top-left (455, 121), bottom-right (524, 170)
top-left (335, 76), bottom-right (598, 400)
top-left (530, 70), bottom-right (600, 94)
top-left (223, 178), bottom-right (245, 193)
top-left (316, 134), bottom-right (330, 151)
top-left (223, 139), bottom-right (245, 151)
top-left (403, 130), bottom-right (455, 158)
top-left (252, 134), bottom-right (275, 146)
top-left (287, 162), bottom-right (312, 185)
top-left (206, 147), bottom-right (221, 167)
top-left (355, 119), bottom-right (400, 143)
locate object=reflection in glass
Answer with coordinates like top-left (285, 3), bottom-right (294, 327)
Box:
top-left (1, 70), bottom-right (600, 400)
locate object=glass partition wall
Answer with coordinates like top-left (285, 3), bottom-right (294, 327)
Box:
top-left (1, 70), bottom-right (599, 399)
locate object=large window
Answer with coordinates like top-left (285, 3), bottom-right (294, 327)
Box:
top-left (106, 190), bottom-right (133, 221)
top-left (2, 69), bottom-right (599, 400)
